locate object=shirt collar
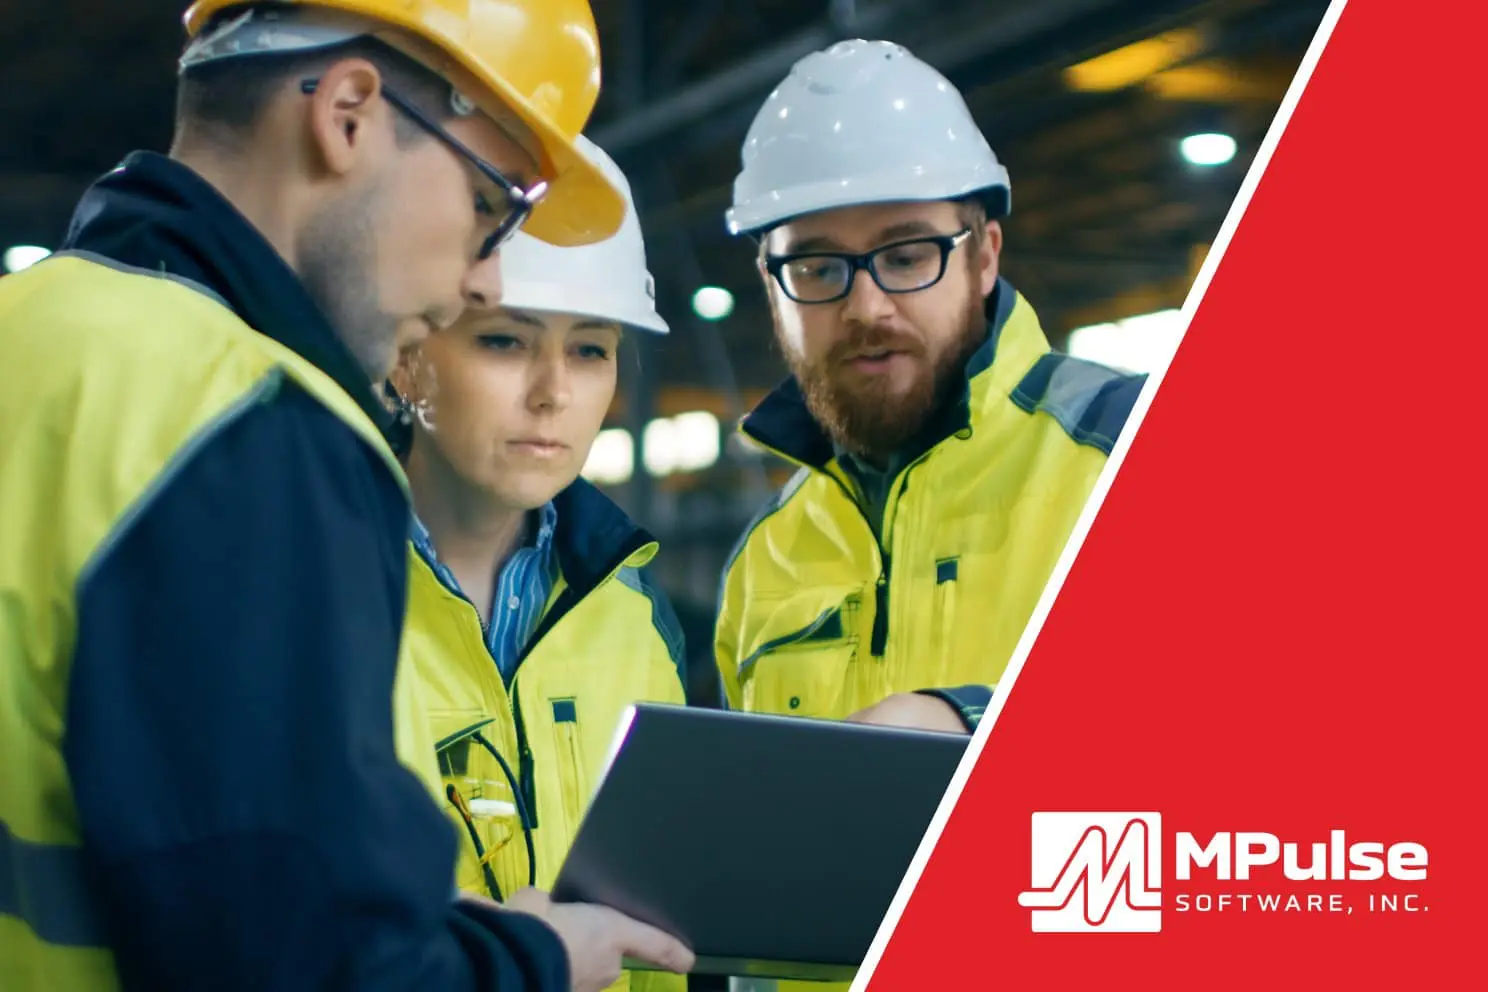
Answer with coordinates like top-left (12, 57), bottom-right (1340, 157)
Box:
top-left (411, 501), bottom-right (560, 573)
top-left (531, 501), bottom-right (558, 554)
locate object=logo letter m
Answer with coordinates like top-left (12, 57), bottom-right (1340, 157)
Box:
top-left (1018, 812), bottom-right (1163, 933)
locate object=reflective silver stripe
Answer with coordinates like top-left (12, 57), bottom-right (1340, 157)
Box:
top-left (0, 820), bottom-right (106, 947)
top-left (729, 980), bottom-right (779, 992)
top-left (48, 249), bottom-right (235, 313)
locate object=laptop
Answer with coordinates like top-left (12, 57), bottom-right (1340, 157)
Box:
top-left (551, 703), bottom-right (969, 981)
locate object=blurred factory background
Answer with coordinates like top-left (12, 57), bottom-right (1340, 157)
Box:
top-left (0, 0), bottom-right (1327, 699)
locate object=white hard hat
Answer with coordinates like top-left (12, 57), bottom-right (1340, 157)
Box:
top-left (726, 39), bottom-right (1011, 237)
top-left (498, 135), bottom-right (669, 335)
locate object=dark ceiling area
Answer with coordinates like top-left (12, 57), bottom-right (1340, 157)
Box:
top-left (0, 0), bottom-right (1327, 613)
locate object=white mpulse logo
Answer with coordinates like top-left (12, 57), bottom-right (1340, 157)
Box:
top-left (1019, 814), bottom-right (1432, 930)
top-left (1017, 812), bottom-right (1163, 932)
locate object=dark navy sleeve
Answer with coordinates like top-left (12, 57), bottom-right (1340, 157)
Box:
top-left (916, 685), bottom-right (993, 731)
top-left (64, 385), bottom-right (569, 992)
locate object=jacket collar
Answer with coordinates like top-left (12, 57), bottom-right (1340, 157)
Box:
top-left (511, 477), bottom-right (656, 662)
top-left (403, 475), bottom-right (655, 659)
top-left (549, 478), bottom-right (656, 592)
top-left (405, 476), bottom-right (651, 606)
top-left (741, 276), bottom-right (1022, 470)
top-left (61, 150), bottom-right (394, 437)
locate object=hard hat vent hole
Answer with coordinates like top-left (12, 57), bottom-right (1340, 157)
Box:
top-left (806, 81), bottom-right (840, 95)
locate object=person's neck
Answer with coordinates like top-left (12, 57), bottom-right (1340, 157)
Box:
top-left (170, 140), bottom-right (301, 268)
top-left (406, 442), bottom-right (531, 625)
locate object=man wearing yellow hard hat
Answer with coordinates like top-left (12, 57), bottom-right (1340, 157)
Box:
top-left (0, 2), bottom-right (691, 991)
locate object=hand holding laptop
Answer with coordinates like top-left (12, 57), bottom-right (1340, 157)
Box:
top-left (498, 888), bottom-right (695, 991)
top-left (844, 692), bottom-right (969, 733)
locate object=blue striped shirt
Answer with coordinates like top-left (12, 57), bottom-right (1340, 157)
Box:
top-left (410, 502), bottom-right (560, 683)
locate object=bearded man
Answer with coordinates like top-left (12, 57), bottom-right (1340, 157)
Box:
top-left (714, 39), bottom-right (1148, 741)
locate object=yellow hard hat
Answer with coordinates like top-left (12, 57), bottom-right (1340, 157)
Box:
top-left (181, 0), bottom-right (624, 247)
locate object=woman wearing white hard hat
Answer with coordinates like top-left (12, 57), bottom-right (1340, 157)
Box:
top-left (390, 136), bottom-right (687, 992)
top-left (716, 43), bottom-right (1147, 989)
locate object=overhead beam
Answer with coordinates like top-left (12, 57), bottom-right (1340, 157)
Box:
top-left (919, 0), bottom-right (1213, 94)
top-left (624, 0), bottom-right (1235, 233)
top-left (590, 0), bottom-right (910, 154)
top-left (963, 0), bottom-right (1319, 147)
top-left (645, 0), bottom-right (731, 93)
top-left (1144, 57), bottom-right (1296, 102)
top-left (593, 0), bottom-right (1188, 157)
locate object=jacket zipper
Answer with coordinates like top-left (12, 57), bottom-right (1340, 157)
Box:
top-left (510, 689), bottom-right (536, 830)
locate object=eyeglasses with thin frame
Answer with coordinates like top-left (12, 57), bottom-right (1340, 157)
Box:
top-left (299, 78), bottom-right (548, 259)
top-left (765, 228), bottom-right (975, 304)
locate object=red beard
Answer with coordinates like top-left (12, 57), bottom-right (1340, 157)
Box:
top-left (783, 292), bottom-right (986, 462)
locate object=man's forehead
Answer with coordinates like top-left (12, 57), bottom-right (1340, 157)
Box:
top-left (772, 200), bottom-right (962, 253)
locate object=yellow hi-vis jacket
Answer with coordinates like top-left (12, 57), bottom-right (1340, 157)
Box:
top-left (716, 279), bottom-right (1145, 723)
top-left (399, 478), bottom-right (688, 992)
top-left (714, 280), bottom-right (1144, 989)
top-left (0, 255), bottom-right (441, 990)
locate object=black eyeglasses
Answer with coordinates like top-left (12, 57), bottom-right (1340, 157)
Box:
top-left (765, 228), bottom-right (974, 304)
top-left (300, 79), bottom-right (548, 259)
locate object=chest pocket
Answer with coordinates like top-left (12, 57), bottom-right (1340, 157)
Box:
top-left (545, 697), bottom-right (591, 851)
top-left (516, 607), bottom-right (686, 889)
top-left (738, 592), bottom-right (863, 718)
top-left (430, 713), bottom-right (525, 898)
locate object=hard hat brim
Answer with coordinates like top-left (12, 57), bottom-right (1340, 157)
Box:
top-left (382, 27), bottom-right (628, 248)
top-left (472, 78), bottom-right (627, 248)
top-left (727, 165), bottom-right (1011, 237)
top-left (500, 281), bottom-right (671, 336)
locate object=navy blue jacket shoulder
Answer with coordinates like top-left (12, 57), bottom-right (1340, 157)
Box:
top-left (58, 151), bottom-right (569, 992)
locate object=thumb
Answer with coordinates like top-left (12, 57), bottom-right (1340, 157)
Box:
top-left (605, 911), bottom-right (695, 974)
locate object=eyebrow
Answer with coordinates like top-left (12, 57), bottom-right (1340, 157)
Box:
top-left (782, 220), bottom-right (948, 255)
top-left (496, 308), bottom-right (546, 328)
top-left (485, 311), bottom-right (620, 336)
top-left (571, 320), bottom-right (621, 334)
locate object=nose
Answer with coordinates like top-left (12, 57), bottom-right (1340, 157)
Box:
top-left (527, 345), bottom-right (572, 413)
top-left (840, 266), bottom-right (896, 326)
top-left (461, 250), bottom-right (504, 311)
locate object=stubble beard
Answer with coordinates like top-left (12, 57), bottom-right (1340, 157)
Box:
top-left (296, 183), bottom-right (403, 385)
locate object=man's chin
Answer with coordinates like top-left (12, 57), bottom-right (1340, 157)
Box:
top-left (822, 397), bottom-right (933, 457)
top-left (833, 379), bottom-right (924, 420)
